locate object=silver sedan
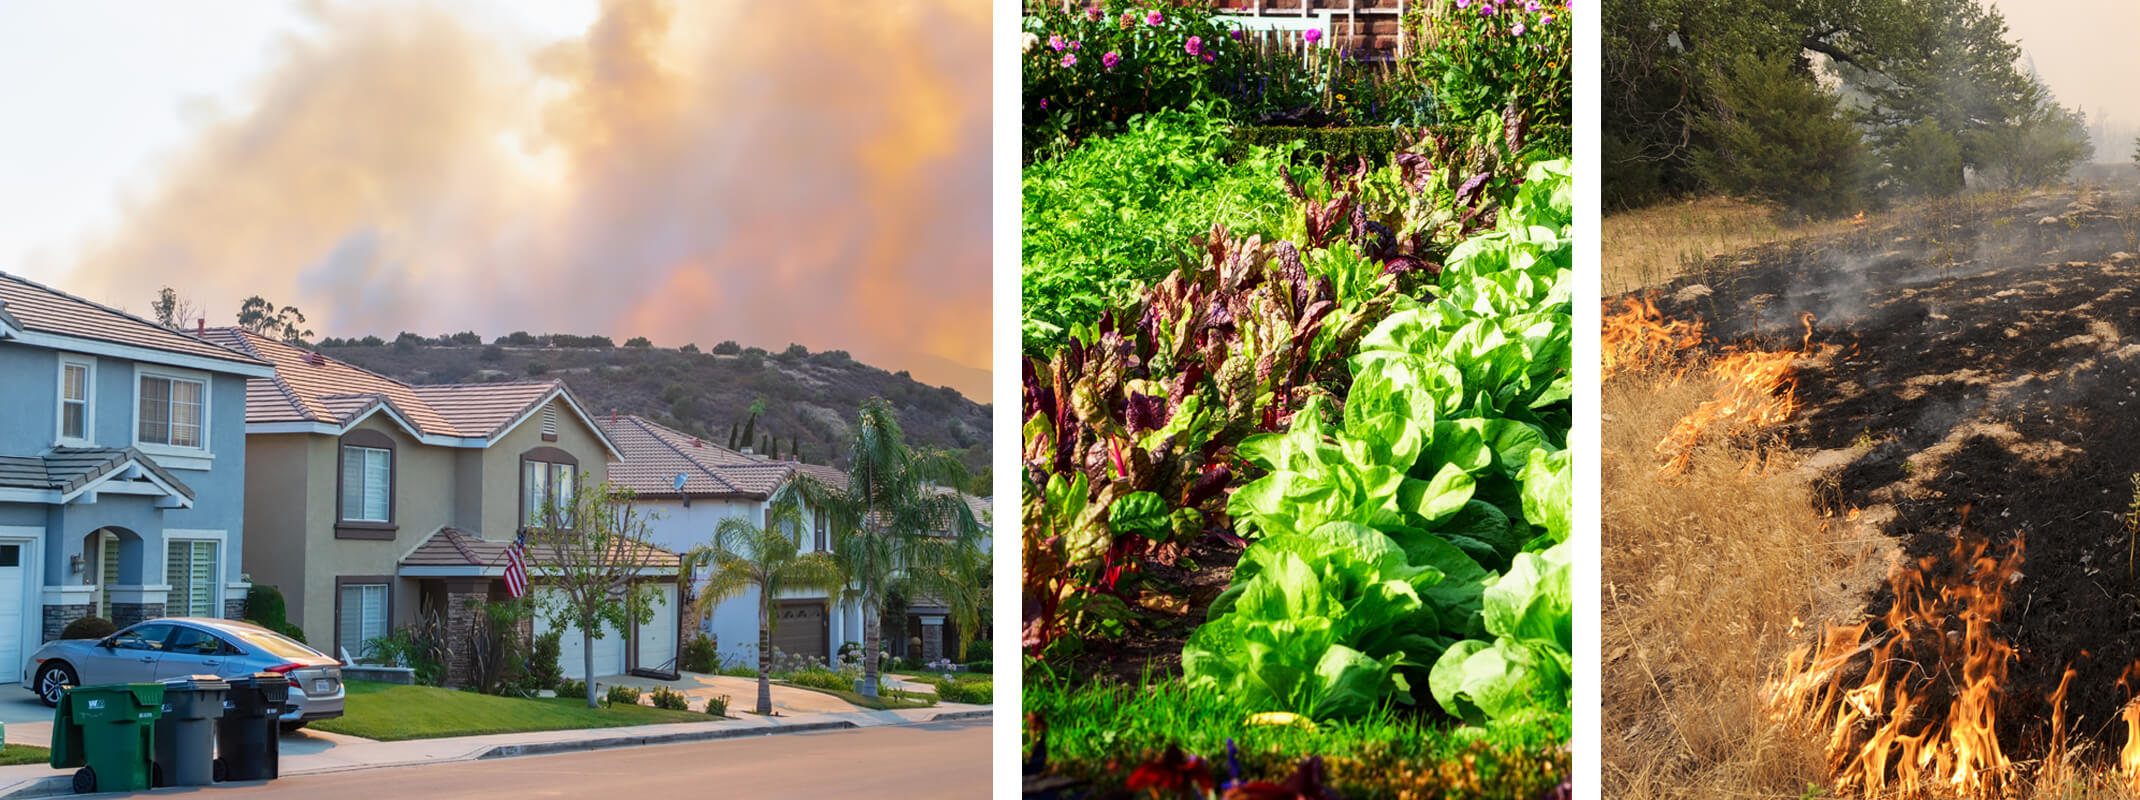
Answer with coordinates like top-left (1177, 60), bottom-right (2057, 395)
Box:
top-left (20, 618), bottom-right (344, 728)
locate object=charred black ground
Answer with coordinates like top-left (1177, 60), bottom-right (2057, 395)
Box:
top-left (1643, 183), bottom-right (2140, 759)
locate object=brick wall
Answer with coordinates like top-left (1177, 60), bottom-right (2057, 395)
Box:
top-left (43, 604), bottom-right (91, 643)
top-left (111, 602), bottom-right (165, 628)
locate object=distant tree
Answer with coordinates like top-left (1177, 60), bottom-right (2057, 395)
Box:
top-left (767, 436), bottom-right (780, 461)
top-left (815, 350), bottom-right (852, 367)
top-left (480, 345), bottom-right (505, 362)
top-left (236, 296), bottom-right (313, 343)
top-left (727, 422), bottom-right (740, 450)
top-left (712, 341), bottom-right (742, 355)
top-left (450, 331), bottom-right (482, 346)
top-left (527, 360), bottom-right (549, 376)
top-left (790, 436), bottom-right (799, 461)
top-left (736, 352), bottom-right (765, 372)
top-left (1886, 119), bottom-right (1966, 199)
top-left (1691, 53), bottom-right (1869, 218)
top-left (2132, 135), bottom-right (2140, 170)
top-left (1969, 83), bottom-right (2092, 189)
top-left (360, 335), bottom-right (385, 347)
top-left (317, 337), bottom-right (343, 347)
top-left (150, 287), bottom-right (201, 331)
top-left (527, 481), bottom-right (668, 708)
top-left (625, 336), bottom-right (653, 348)
top-left (670, 396), bottom-right (699, 422)
top-left (781, 343), bottom-right (809, 360)
top-left (660, 384), bottom-right (688, 404)
top-left (499, 331), bottom-right (536, 346)
top-left (740, 398), bottom-right (766, 452)
top-left (680, 343), bottom-right (700, 354)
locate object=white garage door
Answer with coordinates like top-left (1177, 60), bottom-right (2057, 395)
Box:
top-left (637, 584), bottom-right (677, 672)
top-left (534, 589), bottom-right (626, 680)
top-left (0, 543), bottom-right (22, 683)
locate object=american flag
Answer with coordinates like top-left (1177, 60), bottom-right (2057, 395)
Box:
top-left (504, 530), bottom-right (530, 598)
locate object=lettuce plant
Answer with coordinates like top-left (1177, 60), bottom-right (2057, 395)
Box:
top-left (1429, 541), bottom-right (1572, 723)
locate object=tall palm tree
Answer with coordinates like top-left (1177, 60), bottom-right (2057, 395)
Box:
top-left (773, 397), bottom-right (985, 698)
top-left (693, 502), bottom-right (844, 715)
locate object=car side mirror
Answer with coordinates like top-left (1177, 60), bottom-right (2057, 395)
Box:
top-left (96, 637), bottom-right (116, 649)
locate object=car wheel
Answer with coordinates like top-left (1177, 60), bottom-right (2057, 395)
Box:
top-left (36, 663), bottom-right (77, 708)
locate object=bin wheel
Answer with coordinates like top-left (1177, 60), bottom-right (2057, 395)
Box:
top-left (151, 761), bottom-right (165, 788)
top-left (213, 758), bottom-right (228, 783)
top-left (70, 768), bottom-right (93, 794)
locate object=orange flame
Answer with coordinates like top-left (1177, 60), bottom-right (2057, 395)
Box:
top-left (1770, 535), bottom-right (2030, 797)
top-left (1601, 295), bottom-right (1704, 380)
top-left (1653, 342), bottom-right (1809, 472)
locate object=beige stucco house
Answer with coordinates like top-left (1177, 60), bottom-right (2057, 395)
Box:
top-left (202, 329), bottom-right (678, 685)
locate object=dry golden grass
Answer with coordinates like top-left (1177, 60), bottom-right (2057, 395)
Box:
top-left (1602, 196), bottom-right (1858, 295)
top-left (1601, 356), bottom-right (1886, 800)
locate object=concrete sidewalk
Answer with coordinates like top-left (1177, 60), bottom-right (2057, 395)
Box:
top-left (0, 703), bottom-right (990, 798)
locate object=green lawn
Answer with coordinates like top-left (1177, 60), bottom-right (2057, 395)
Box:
top-left (781, 685), bottom-right (938, 711)
top-left (1026, 678), bottom-right (1567, 800)
top-left (0, 745), bottom-right (51, 767)
top-left (311, 681), bottom-right (714, 742)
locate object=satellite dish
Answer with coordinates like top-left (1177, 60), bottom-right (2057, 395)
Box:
top-left (675, 473), bottom-right (690, 507)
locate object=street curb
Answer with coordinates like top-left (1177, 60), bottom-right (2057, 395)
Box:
top-left (927, 710), bottom-right (992, 722)
top-left (476, 719), bottom-right (861, 760)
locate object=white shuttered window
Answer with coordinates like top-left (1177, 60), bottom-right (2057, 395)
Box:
top-left (340, 446), bottom-right (391, 522)
top-left (340, 584), bottom-right (387, 659)
top-left (166, 540), bottom-right (218, 617)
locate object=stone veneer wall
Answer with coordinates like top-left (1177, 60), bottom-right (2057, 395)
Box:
top-left (110, 603), bottom-right (165, 628)
top-left (224, 596), bottom-right (247, 621)
top-left (43, 604), bottom-right (91, 643)
top-left (441, 580), bottom-right (489, 687)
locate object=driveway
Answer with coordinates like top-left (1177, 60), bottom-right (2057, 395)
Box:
top-left (0, 686), bottom-right (370, 755)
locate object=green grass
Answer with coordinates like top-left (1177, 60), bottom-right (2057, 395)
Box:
top-left (310, 681), bottom-right (713, 742)
top-left (894, 670), bottom-right (990, 682)
top-left (1026, 678), bottom-right (1567, 800)
top-left (0, 745), bottom-right (51, 766)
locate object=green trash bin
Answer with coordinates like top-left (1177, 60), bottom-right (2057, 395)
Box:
top-left (49, 683), bottom-right (163, 794)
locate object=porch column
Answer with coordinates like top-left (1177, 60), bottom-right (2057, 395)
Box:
top-left (918, 614), bottom-right (945, 665)
top-left (441, 578), bottom-right (488, 687)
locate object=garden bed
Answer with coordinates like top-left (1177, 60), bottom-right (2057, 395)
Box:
top-left (310, 681), bottom-right (713, 741)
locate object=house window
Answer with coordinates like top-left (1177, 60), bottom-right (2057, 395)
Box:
top-left (814, 512), bottom-right (828, 552)
top-left (341, 447), bottom-right (390, 522)
top-left (338, 583), bottom-right (388, 660)
top-left (166, 539), bottom-right (219, 617)
top-left (521, 448), bottom-right (579, 528)
top-left (97, 533), bottom-right (119, 620)
top-left (58, 359), bottom-right (93, 444)
top-left (138, 374), bottom-right (205, 449)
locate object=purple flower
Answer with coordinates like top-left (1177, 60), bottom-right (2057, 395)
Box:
top-left (1229, 29), bottom-right (1243, 40)
top-left (1185, 35), bottom-right (1203, 56)
top-left (1146, 9), bottom-right (1163, 25)
top-left (1060, 53), bottom-right (1077, 68)
top-left (1456, 0), bottom-right (1469, 7)
top-left (1201, 51), bottom-right (1214, 63)
top-left (1069, 40), bottom-right (1082, 50)
top-left (1541, 13), bottom-right (1554, 23)
top-left (1039, 97), bottom-right (1048, 109)
top-left (1303, 28), bottom-right (1322, 44)
top-left (1102, 50), bottom-right (1120, 69)
top-left (1048, 34), bottom-right (1065, 52)
top-left (1512, 22), bottom-right (1526, 35)
top-left (1086, 7), bottom-right (1103, 21)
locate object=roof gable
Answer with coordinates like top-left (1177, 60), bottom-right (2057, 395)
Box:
top-left (0, 273), bottom-right (268, 373)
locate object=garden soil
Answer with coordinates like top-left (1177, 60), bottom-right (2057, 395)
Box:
top-left (1642, 184), bottom-right (2140, 759)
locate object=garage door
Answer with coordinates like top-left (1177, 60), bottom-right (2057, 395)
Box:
top-left (0, 543), bottom-right (22, 683)
top-left (636, 584), bottom-right (677, 672)
top-left (771, 600), bottom-right (827, 665)
top-left (534, 589), bottom-right (626, 679)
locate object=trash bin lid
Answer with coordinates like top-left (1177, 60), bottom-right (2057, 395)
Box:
top-left (161, 674), bottom-right (231, 691)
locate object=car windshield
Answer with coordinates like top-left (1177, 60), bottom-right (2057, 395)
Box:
top-left (227, 627), bottom-right (324, 661)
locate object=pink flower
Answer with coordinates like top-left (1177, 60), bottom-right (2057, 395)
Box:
top-left (1146, 10), bottom-right (1163, 25)
top-left (1525, 0), bottom-right (1540, 9)
top-left (1303, 28), bottom-right (1322, 44)
top-left (1048, 34), bottom-right (1065, 52)
top-left (1060, 53), bottom-right (1077, 68)
top-left (1185, 35), bottom-right (1203, 56)
top-left (1086, 7), bottom-right (1103, 21)
top-left (1456, 0), bottom-right (1469, 7)
top-left (1070, 40), bottom-right (1082, 50)
top-left (1102, 51), bottom-right (1120, 69)
top-left (1512, 22), bottom-right (1526, 35)
top-left (1201, 51), bottom-right (1214, 63)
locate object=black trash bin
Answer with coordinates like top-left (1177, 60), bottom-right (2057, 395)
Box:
top-left (215, 672), bottom-right (289, 782)
top-left (152, 674), bottom-right (228, 787)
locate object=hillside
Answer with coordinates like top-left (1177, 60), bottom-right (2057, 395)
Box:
top-left (318, 340), bottom-right (991, 477)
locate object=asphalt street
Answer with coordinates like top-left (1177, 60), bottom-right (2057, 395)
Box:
top-left (95, 718), bottom-right (990, 798)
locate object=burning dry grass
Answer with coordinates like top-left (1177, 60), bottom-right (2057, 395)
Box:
top-left (1603, 320), bottom-right (1886, 799)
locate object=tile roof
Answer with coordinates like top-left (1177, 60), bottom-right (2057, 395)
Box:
top-left (0, 272), bottom-right (266, 368)
top-left (201, 328), bottom-right (570, 440)
top-left (400, 526), bottom-right (680, 570)
top-left (596, 415), bottom-right (840, 499)
top-left (0, 447), bottom-right (195, 501)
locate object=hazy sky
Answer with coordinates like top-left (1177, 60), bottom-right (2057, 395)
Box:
top-left (1991, 0), bottom-right (2140, 159)
top-left (0, 0), bottom-right (992, 400)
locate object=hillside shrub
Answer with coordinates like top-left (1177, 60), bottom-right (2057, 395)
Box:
top-left (61, 616), bottom-right (116, 641)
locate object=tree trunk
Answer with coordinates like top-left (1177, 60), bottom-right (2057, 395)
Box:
top-left (582, 628), bottom-right (597, 708)
top-left (860, 600), bottom-right (882, 699)
top-left (756, 593), bottom-right (773, 715)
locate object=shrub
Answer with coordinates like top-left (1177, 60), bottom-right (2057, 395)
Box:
top-left (243, 584), bottom-right (311, 645)
top-left (625, 336), bottom-right (652, 348)
top-left (480, 345), bottom-right (505, 362)
top-left (711, 340), bottom-right (741, 355)
top-left (556, 678), bottom-right (587, 699)
top-left (965, 660), bottom-right (993, 674)
top-left (681, 634), bottom-right (720, 674)
top-left (1413, 0), bottom-right (1571, 150)
top-left (1021, 3), bottom-right (1243, 157)
top-left (604, 684), bottom-right (643, 706)
top-left (784, 668), bottom-right (853, 693)
top-left (961, 638), bottom-right (991, 663)
top-left (360, 607), bottom-right (448, 686)
top-left (719, 664), bottom-right (758, 679)
top-left (705, 694), bottom-right (731, 716)
top-left (648, 686), bottom-right (691, 711)
top-left (934, 678), bottom-right (993, 705)
top-left (679, 342), bottom-right (699, 354)
top-left (467, 597), bottom-right (533, 696)
top-left (524, 630), bottom-right (564, 694)
top-left (61, 616), bottom-right (116, 641)
top-left (525, 360), bottom-right (549, 376)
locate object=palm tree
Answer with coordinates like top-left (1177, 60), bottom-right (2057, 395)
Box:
top-left (773, 397), bottom-right (985, 698)
top-left (693, 502), bottom-right (845, 715)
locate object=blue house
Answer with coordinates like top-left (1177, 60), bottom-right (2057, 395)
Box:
top-left (0, 272), bottom-right (273, 684)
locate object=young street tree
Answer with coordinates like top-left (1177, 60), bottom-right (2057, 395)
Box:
top-left (692, 502), bottom-right (845, 715)
top-left (525, 478), bottom-right (673, 708)
top-left (235, 295), bottom-right (315, 344)
top-left (773, 398), bottom-right (986, 699)
top-left (150, 287), bottom-right (201, 331)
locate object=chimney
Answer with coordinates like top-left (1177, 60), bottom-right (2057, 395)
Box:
top-left (610, 409), bottom-right (617, 423)
top-left (303, 352), bottom-right (327, 367)
top-left (691, 438), bottom-right (701, 448)
top-left (196, 319), bottom-right (205, 336)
